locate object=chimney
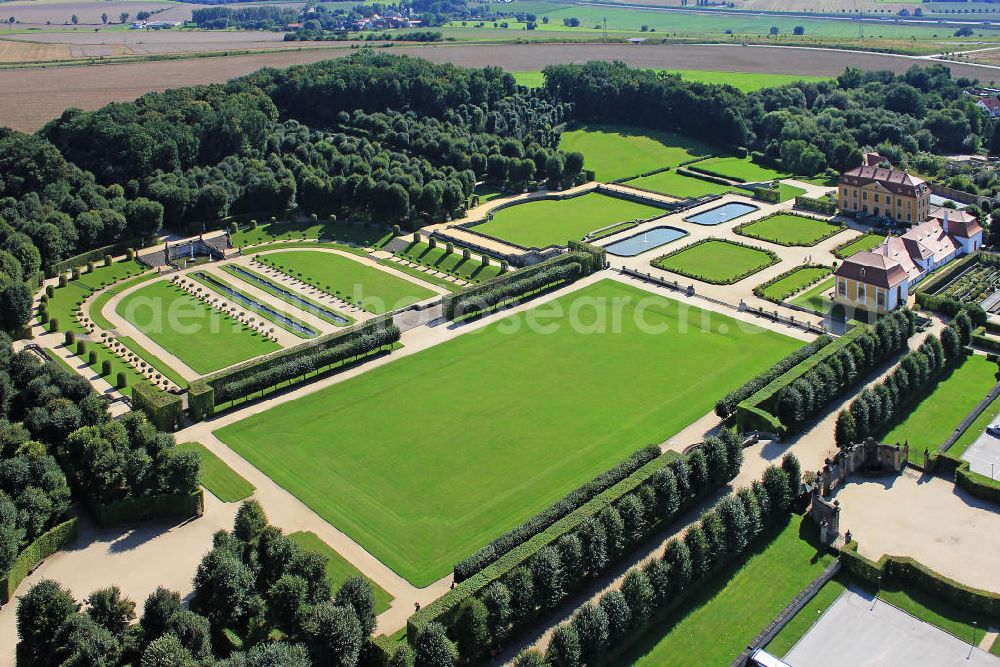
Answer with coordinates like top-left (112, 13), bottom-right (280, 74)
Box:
top-left (943, 209), bottom-right (950, 234)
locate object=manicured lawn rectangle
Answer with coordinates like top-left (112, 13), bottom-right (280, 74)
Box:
top-left (949, 395), bottom-right (1000, 459)
top-left (759, 266), bottom-right (833, 302)
top-left (116, 280), bottom-right (280, 375)
top-left (653, 239), bottom-right (778, 284)
top-left (220, 264), bottom-right (354, 327)
top-left (89, 271), bottom-right (159, 330)
top-left (693, 155), bottom-right (790, 182)
top-left (627, 169), bottom-right (737, 198)
top-left (835, 232), bottom-right (886, 258)
top-left (287, 531), bottom-right (394, 614)
top-left (395, 241), bottom-right (501, 283)
top-left (737, 213), bottom-right (845, 247)
top-left (189, 271), bottom-right (318, 339)
top-left (559, 124), bottom-right (718, 181)
top-left (176, 442), bottom-right (254, 503)
top-left (474, 192), bottom-right (664, 248)
top-left (117, 336), bottom-right (188, 389)
top-left (883, 354), bottom-right (999, 451)
top-left (790, 276), bottom-right (835, 314)
top-left (259, 250), bottom-right (437, 314)
top-left (231, 219), bottom-right (392, 249)
top-left (622, 515), bottom-right (833, 666)
top-left (215, 279), bottom-right (799, 586)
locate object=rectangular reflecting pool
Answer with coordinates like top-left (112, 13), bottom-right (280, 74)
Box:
top-left (685, 202), bottom-right (758, 226)
top-left (603, 226), bottom-right (688, 257)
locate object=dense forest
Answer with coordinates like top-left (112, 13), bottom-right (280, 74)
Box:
top-left (1, 53), bottom-right (999, 338)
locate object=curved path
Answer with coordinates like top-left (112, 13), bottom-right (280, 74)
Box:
top-left (6, 42), bottom-right (1000, 132)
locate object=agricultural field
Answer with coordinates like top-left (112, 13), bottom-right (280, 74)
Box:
top-left (626, 169), bottom-right (740, 199)
top-left (653, 239), bottom-right (778, 284)
top-left (736, 213), bottom-right (846, 246)
top-left (790, 276), bottom-right (836, 313)
top-left (621, 514), bottom-right (834, 666)
top-left (115, 279), bottom-right (280, 375)
top-left (287, 531), bottom-right (394, 614)
top-left (834, 232), bottom-right (886, 258)
top-left (882, 354), bottom-right (999, 451)
top-left (473, 192), bottom-right (666, 248)
top-left (758, 266), bottom-right (833, 302)
top-left (559, 124), bottom-right (718, 181)
top-left (257, 250), bottom-right (437, 314)
top-left (214, 279), bottom-right (800, 586)
top-left (692, 155), bottom-right (791, 182)
top-left (513, 69), bottom-right (832, 91)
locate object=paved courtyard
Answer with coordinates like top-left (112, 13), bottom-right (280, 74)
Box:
top-left (962, 430), bottom-right (1000, 479)
top-left (785, 588), bottom-right (1000, 667)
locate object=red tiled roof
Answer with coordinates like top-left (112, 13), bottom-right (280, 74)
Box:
top-left (834, 249), bottom-right (908, 288)
top-left (927, 206), bottom-right (983, 239)
top-left (977, 97), bottom-right (1000, 112)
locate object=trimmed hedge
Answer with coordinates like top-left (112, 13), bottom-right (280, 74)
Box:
top-left (716, 336), bottom-right (833, 418)
top-left (687, 164), bottom-right (746, 183)
top-left (567, 240), bottom-right (607, 273)
top-left (0, 518), bottom-right (79, 605)
top-left (453, 445), bottom-right (661, 582)
top-left (753, 264), bottom-right (833, 304)
top-left (48, 240), bottom-right (136, 275)
top-left (794, 195), bottom-right (837, 215)
top-left (957, 461), bottom-right (1000, 504)
top-left (752, 187), bottom-right (781, 204)
top-left (840, 540), bottom-right (1000, 616)
top-left (651, 238), bottom-right (780, 286)
top-left (917, 251), bottom-right (993, 297)
top-left (86, 490), bottom-right (204, 528)
top-left (675, 166), bottom-right (733, 187)
top-left (972, 327), bottom-right (1000, 352)
top-left (442, 252), bottom-right (591, 321)
top-left (188, 317), bottom-right (401, 416)
top-left (131, 382), bottom-right (183, 431)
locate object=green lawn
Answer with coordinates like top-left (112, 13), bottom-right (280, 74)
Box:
top-left (835, 232), bottom-right (886, 258)
top-left (767, 572), bottom-right (1000, 657)
top-left (45, 260), bottom-right (154, 396)
top-left (89, 271), bottom-right (159, 330)
top-left (693, 156), bottom-right (790, 183)
top-left (654, 239), bottom-right (778, 284)
top-left (622, 514), bottom-right (834, 666)
top-left (215, 279), bottom-right (799, 586)
top-left (220, 264), bottom-right (354, 328)
top-left (772, 182), bottom-right (809, 203)
top-left (189, 271), bottom-right (317, 339)
top-left (259, 250), bottom-right (437, 314)
top-left (737, 213), bottom-right (846, 247)
top-left (287, 531), bottom-right (394, 615)
top-left (395, 241), bottom-right (502, 283)
top-left (176, 442), bottom-right (254, 503)
top-left (117, 336), bottom-right (188, 388)
top-left (475, 192), bottom-right (664, 248)
top-left (231, 218), bottom-right (392, 249)
top-left (949, 395), bottom-right (1000, 459)
top-left (474, 183), bottom-right (505, 204)
top-left (627, 169), bottom-right (738, 199)
top-left (790, 276), bottom-right (835, 314)
top-left (513, 70), bottom-right (831, 92)
top-left (115, 280), bottom-right (280, 375)
top-left (559, 124), bottom-right (718, 181)
top-left (759, 266), bottom-right (833, 302)
top-left (883, 354), bottom-right (999, 451)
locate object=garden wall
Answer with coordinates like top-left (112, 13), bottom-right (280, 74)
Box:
top-left (0, 519), bottom-right (79, 605)
top-left (85, 490), bottom-right (204, 528)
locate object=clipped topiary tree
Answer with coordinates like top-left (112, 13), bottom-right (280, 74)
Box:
top-left (116, 372), bottom-right (126, 389)
top-left (88, 350), bottom-right (98, 365)
top-left (64, 331), bottom-right (75, 346)
top-left (58, 274), bottom-right (68, 288)
top-left (76, 340), bottom-right (86, 356)
top-left (104, 255), bottom-right (113, 267)
top-left (49, 318), bottom-right (59, 333)
top-left (71, 267), bottom-right (81, 281)
top-left (101, 360), bottom-right (112, 377)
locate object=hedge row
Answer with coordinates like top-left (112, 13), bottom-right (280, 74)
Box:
top-left (0, 519), bottom-right (79, 605)
top-left (735, 211), bottom-right (845, 248)
top-left (85, 490), bottom-right (204, 528)
top-left (567, 240), bottom-right (607, 273)
top-left (409, 432), bottom-right (746, 659)
top-left (675, 166), bottom-right (733, 187)
top-left (916, 289), bottom-right (989, 325)
top-left (840, 540), bottom-right (1000, 616)
top-left (972, 326), bottom-right (1000, 352)
top-left (442, 252), bottom-right (592, 320)
top-left (48, 239), bottom-right (135, 276)
top-left (794, 195), bottom-right (837, 215)
top-left (715, 336), bottom-right (833, 418)
top-left (835, 312), bottom-right (972, 448)
top-left (453, 445), bottom-right (661, 582)
top-left (131, 382), bottom-right (183, 431)
top-left (753, 264), bottom-right (833, 304)
top-left (517, 456), bottom-right (802, 667)
top-left (737, 311), bottom-right (916, 434)
top-left (686, 164), bottom-right (745, 184)
top-left (752, 187), bottom-right (781, 204)
top-left (651, 238), bottom-right (780, 286)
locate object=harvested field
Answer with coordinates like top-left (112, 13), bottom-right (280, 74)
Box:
top-left (3, 0), bottom-right (186, 27)
top-left (4, 43), bottom-right (1000, 132)
top-left (0, 39), bottom-right (70, 62)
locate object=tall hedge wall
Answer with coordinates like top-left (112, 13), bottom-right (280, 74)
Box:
top-left (131, 383), bottom-right (183, 431)
top-left (794, 195), bottom-right (837, 215)
top-left (0, 518), bottom-right (79, 605)
top-left (86, 490), bottom-right (204, 528)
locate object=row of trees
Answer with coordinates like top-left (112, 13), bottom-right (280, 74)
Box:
top-left (836, 311), bottom-right (975, 447)
top-left (775, 309), bottom-right (916, 432)
top-left (440, 431), bottom-right (745, 662)
top-left (514, 455), bottom-right (802, 667)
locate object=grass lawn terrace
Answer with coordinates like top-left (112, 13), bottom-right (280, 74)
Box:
top-left (654, 239), bottom-right (777, 284)
top-left (882, 354), bottom-right (999, 451)
top-left (737, 213), bottom-right (845, 246)
top-left (115, 280), bottom-right (280, 375)
top-left (835, 232), bottom-right (886, 258)
top-left (759, 266), bottom-right (833, 302)
top-left (259, 250), bottom-right (437, 314)
top-left (559, 124), bottom-right (718, 181)
top-left (214, 279), bottom-right (800, 586)
top-left (622, 514), bottom-right (834, 666)
top-left (694, 155), bottom-right (790, 182)
top-left (790, 276), bottom-right (835, 314)
top-left (626, 169), bottom-right (738, 199)
top-left (177, 442), bottom-right (254, 503)
top-left (474, 192), bottom-right (665, 248)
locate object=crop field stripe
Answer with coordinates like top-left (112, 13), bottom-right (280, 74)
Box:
top-left (215, 279), bottom-right (799, 586)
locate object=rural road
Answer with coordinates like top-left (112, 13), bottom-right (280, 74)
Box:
top-left (4, 42), bottom-right (1000, 132)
